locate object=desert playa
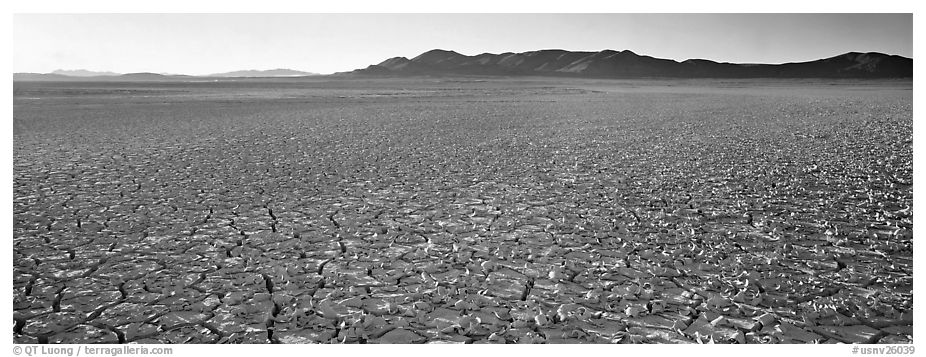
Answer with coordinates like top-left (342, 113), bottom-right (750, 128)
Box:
top-left (13, 76), bottom-right (912, 343)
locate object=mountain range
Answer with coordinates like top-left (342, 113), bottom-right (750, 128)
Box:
top-left (208, 69), bottom-right (318, 77)
top-left (14, 68), bottom-right (317, 81)
top-left (51, 69), bottom-right (121, 77)
top-left (13, 72), bottom-right (193, 82)
top-left (13, 50), bottom-right (913, 81)
top-left (344, 49), bottom-right (913, 79)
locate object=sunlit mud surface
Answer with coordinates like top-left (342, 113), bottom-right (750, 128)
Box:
top-left (13, 78), bottom-right (912, 343)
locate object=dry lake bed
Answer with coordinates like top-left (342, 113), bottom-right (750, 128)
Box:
top-left (12, 78), bottom-right (913, 344)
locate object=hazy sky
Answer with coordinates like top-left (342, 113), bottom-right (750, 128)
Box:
top-left (13, 13), bottom-right (913, 75)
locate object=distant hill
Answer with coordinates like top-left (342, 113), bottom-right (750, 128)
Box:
top-left (52, 69), bottom-right (121, 77)
top-left (343, 49), bottom-right (913, 79)
top-left (207, 69), bottom-right (318, 77)
top-left (14, 72), bottom-right (193, 82)
top-left (117, 72), bottom-right (193, 81)
top-left (14, 69), bottom-right (318, 81)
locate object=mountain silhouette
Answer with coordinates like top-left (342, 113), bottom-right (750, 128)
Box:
top-left (13, 72), bottom-right (194, 82)
top-left (345, 49), bottom-right (913, 78)
top-left (207, 69), bottom-right (319, 77)
top-left (51, 69), bottom-right (120, 77)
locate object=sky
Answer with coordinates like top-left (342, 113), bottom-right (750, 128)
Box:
top-left (13, 13), bottom-right (914, 75)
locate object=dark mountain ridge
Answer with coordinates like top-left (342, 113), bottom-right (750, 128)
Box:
top-left (345, 49), bottom-right (913, 78)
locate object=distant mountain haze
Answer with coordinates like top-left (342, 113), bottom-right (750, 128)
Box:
top-left (14, 69), bottom-right (315, 81)
top-left (51, 69), bottom-right (120, 77)
top-left (345, 49), bottom-right (913, 78)
top-left (208, 69), bottom-right (319, 77)
top-left (13, 72), bottom-right (195, 82)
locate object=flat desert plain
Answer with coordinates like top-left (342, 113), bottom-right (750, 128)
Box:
top-left (13, 78), bottom-right (912, 344)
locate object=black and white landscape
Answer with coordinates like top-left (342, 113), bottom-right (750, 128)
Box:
top-left (12, 13), bottom-right (913, 345)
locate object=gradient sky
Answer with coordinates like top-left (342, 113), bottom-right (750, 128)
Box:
top-left (13, 13), bottom-right (913, 75)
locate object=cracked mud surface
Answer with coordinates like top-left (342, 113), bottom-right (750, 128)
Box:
top-left (13, 79), bottom-right (912, 344)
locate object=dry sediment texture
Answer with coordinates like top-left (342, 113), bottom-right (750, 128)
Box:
top-left (13, 79), bottom-right (912, 344)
